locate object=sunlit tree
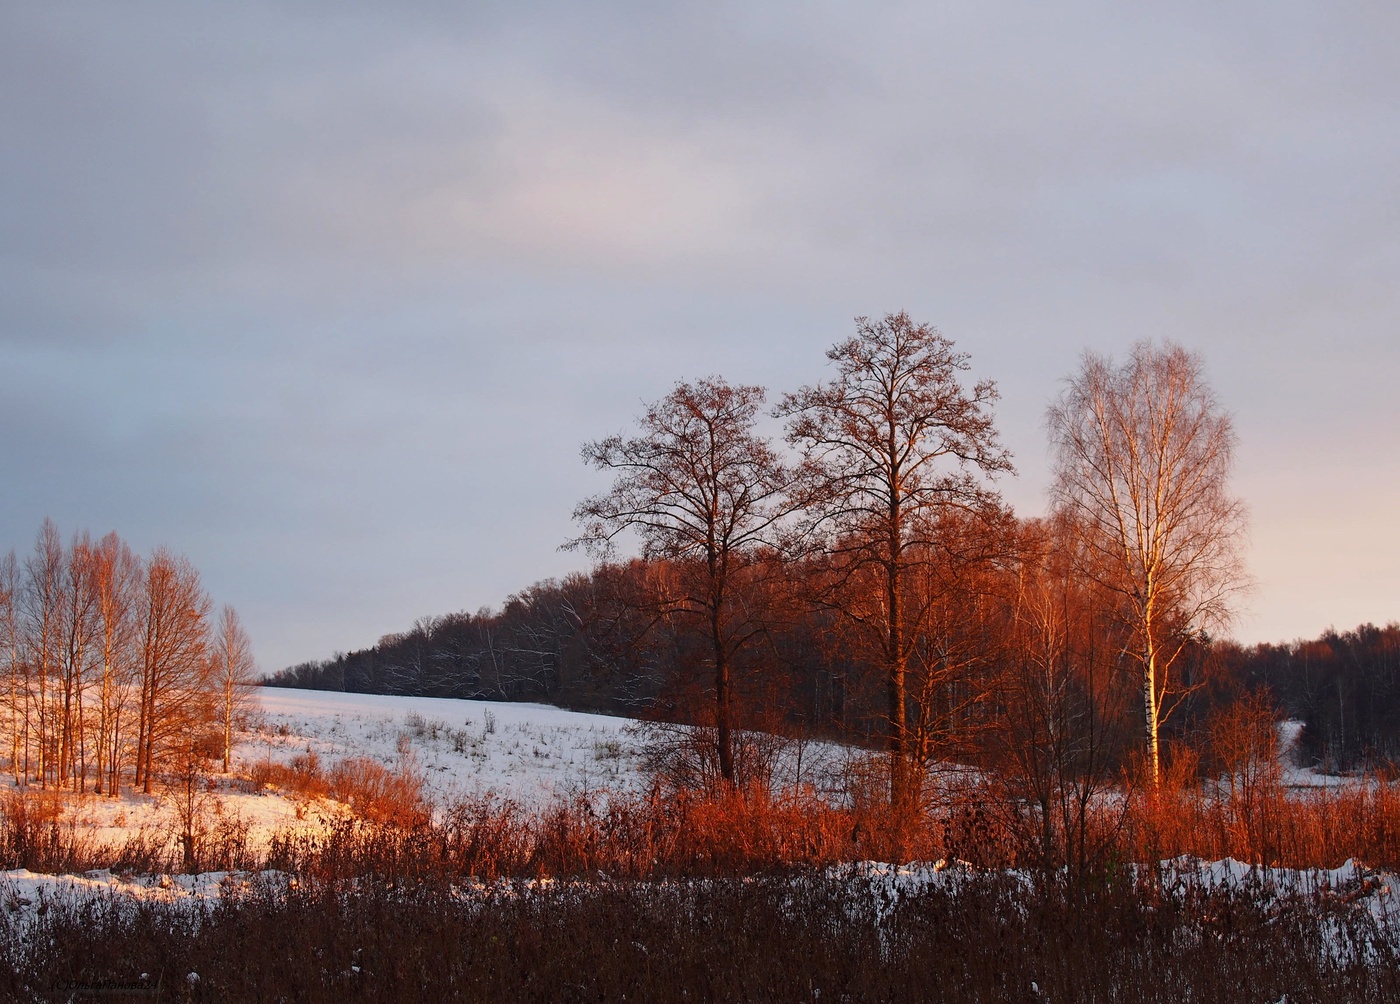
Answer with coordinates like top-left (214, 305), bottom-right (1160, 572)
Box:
top-left (779, 312), bottom-right (1011, 804)
top-left (210, 605), bottom-right (258, 773)
top-left (135, 548), bottom-right (213, 793)
top-left (1047, 341), bottom-right (1247, 786)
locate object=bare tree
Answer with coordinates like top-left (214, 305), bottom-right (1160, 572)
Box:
top-left (57, 531), bottom-right (100, 790)
top-left (0, 551), bottom-right (19, 785)
top-left (135, 548), bottom-right (213, 794)
top-left (21, 518), bottom-right (65, 787)
top-left (570, 377), bottom-right (795, 786)
top-left (209, 605), bottom-right (258, 773)
top-left (1047, 341), bottom-right (1247, 786)
top-left (91, 532), bottom-right (142, 795)
top-left (162, 727), bottom-right (218, 873)
top-left (778, 312), bottom-right (1011, 804)
top-left (992, 516), bottom-right (1134, 881)
top-left (0, 522), bottom-right (242, 796)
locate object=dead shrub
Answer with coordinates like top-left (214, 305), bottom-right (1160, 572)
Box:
top-left (629, 720), bottom-right (790, 796)
top-left (0, 788), bottom-right (99, 872)
top-left (324, 757), bottom-right (429, 827)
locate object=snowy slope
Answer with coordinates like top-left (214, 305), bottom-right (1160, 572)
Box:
top-left (251, 687), bottom-right (647, 804)
top-left (0, 688), bottom-right (650, 879)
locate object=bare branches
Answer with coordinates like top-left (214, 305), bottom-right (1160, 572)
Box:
top-left (211, 605), bottom-right (258, 774)
top-left (778, 312), bottom-right (1011, 802)
top-left (569, 377), bottom-right (798, 786)
top-left (569, 377), bottom-right (793, 564)
top-left (0, 520), bottom-right (240, 797)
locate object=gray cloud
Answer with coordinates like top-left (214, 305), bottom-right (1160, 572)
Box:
top-left (2, 0), bottom-right (1397, 668)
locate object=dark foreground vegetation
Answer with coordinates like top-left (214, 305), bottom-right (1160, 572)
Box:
top-left (4, 867), bottom-right (1396, 1003)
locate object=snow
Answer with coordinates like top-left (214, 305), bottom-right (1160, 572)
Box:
top-left (1, 867), bottom-right (275, 916)
top-left (0, 688), bottom-right (649, 891)
top-left (251, 687), bottom-right (646, 805)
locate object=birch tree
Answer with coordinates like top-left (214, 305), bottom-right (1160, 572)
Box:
top-left (0, 552), bottom-right (19, 785)
top-left (21, 519), bottom-right (65, 786)
top-left (57, 531), bottom-right (99, 790)
top-left (1047, 340), bottom-right (1247, 786)
top-left (91, 532), bottom-right (142, 795)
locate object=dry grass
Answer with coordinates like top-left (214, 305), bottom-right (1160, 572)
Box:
top-left (5, 764), bottom-right (1399, 881)
top-left (258, 785), bottom-right (948, 883)
top-left (1125, 781), bottom-right (1400, 870)
top-left (246, 750), bottom-right (430, 827)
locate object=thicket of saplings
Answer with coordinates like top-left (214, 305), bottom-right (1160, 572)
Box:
top-left (0, 519), bottom-right (259, 801)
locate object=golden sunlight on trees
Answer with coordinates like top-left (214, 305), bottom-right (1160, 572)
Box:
top-left (778, 312), bottom-right (1012, 804)
top-left (211, 606), bottom-right (258, 774)
top-left (1047, 341), bottom-right (1248, 787)
top-left (0, 521), bottom-right (247, 796)
top-left (91, 532), bottom-right (141, 795)
top-left (136, 549), bottom-right (214, 794)
top-left (991, 515), bottom-right (1136, 877)
top-left (570, 377), bottom-right (797, 786)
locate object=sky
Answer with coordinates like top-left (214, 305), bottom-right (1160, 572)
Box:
top-left (2, 1), bottom-right (1397, 673)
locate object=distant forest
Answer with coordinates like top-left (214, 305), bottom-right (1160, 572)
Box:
top-left (265, 556), bottom-right (1400, 773)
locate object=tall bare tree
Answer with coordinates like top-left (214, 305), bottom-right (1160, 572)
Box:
top-left (0, 551), bottom-right (19, 785)
top-left (21, 518), bottom-right (65, 787)
top-left (135, 548), bottom-right (213, 793)
top-left (210, 604), bottom-right (258, 773)
top-left (778, 312), bottom-right (1011, 804)
top-left (57, 531), bottom-right (100, 790)
top-left (571, 377), bottom-right (795, 786)
top-left (91, 532), bottom-right (142, 795)
top-left (1047, 340), bottom-right (1247, 786)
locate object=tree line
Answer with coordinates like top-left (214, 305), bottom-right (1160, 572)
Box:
top-left (275, 312), bottom-right (1339, 801)
top-left (0, 518), bottom-right (257, 795)
top-left (1213, 622), bottom-right (1400, 770)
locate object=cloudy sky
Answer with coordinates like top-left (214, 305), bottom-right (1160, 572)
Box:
top-left (3, 1), bottom-right (1397, 672)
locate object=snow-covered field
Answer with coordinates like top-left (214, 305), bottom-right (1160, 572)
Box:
top-left (2, 687), bottom-right (1398, 942)
top-left (0, 688), bottom-right (650, 862)
top-left (0, 688), bottom-right (656, 929)
top-left (0, 693), bottom-right (1337, 874)
top-left (252, 687), bottom-right (647, 805)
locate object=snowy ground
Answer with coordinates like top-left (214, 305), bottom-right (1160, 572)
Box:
top-left (250, 687), bottom-right (647, 805)
top-left (0, 700), bottom-right (1335, 872)
top-left (0, 688), bottom-right (651, 883)
top-left (2, 690), bottom-right (1397, 939)
top-left (1276, 720), bottom-right (1371, 788)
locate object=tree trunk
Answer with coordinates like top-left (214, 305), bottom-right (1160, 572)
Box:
top-left (887, 548), bottom-right (909, 807)
top-left (711, 573), bottom-right (734, 786)
top-left (1143, 642), bottom-right (1161, 787)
